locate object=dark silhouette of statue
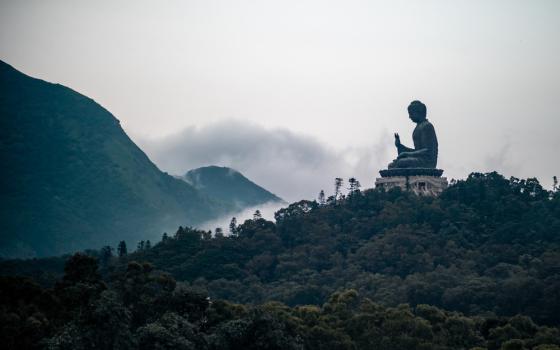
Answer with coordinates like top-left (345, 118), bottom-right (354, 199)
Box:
top-left (388, 100), bottom-right (438, 169)
top-left (377, 100), bottom-right (445, 194)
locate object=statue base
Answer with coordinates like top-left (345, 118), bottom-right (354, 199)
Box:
top-left (375, 168), bottom-right (448, 196)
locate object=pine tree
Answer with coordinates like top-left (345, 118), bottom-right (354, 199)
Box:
top-left (162, 232), bottom-right (168, 242)
top-left (117, 241), bottom-right (127, 257)
top-left (253, 210), bottom-right (262, 220)
top-left (334, 178), bottom-right (343, 204)
top-left (175, 226), bottom-right (185, 239)
top-left (145, 240), bottom-right (151, 250)
top-left (318, 190), bottom-right (326, 205)
top-left (348, 178), bottom-right (361, 196)
top-left (348, 178), bottom-right (357, 193)
top-left (137, 240), bottom-right (145, 251)
top-left (229, 217), bottom-right (238, 235)
top-left (100, 245), bottom-right (113, 266)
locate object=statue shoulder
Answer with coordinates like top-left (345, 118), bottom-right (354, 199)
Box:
top-left (420, 120), bottom-right (436, 132)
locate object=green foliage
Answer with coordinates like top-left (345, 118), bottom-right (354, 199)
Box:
top-left (2, 172), bottom-right (560, 348)
top-left (3, 254), bottom-right (559, 349)
top-left (119, 172), bottom-right (560, 326)
top-left (118, 241), bottom-right (128, 257)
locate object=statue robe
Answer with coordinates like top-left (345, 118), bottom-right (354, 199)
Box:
top-left (389, 119), bottom-right (438, 169)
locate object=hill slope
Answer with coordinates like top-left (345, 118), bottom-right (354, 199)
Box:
top-left (0, 60), bottom-right (226, 257)
top-left (183, 166), bottom-right (283, 209)
top-left (128, 173), bottom-right (560, 326)
top-left (3, 172), bottom-right (560, 349)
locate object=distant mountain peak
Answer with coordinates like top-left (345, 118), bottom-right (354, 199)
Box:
top-left (183, 166), bottom-right (283, 210)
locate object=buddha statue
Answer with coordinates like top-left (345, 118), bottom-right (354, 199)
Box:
top-left (388, 100), bottom-right (438, 169)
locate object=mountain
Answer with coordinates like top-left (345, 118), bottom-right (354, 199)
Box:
top-left (183, 166), bottom-right (283, 210)
top-left (0, 60), bottom-right (228, 258)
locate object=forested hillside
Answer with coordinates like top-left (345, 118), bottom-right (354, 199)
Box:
top-left (2, 253), bottom-right (560, 350)
top-left (127, 172), bottom-right (560, 326)
top-left (2, 172), bottom-right (559, 349)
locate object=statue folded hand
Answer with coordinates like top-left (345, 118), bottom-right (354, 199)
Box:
top-left (398, 152), bottom-right (410, 159)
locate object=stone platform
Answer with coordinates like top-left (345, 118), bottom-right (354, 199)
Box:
top-left (375, 168), bottom-right (448, 196)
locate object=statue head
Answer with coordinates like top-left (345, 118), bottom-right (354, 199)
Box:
top-left (407, 100), bottom-right (427, 123)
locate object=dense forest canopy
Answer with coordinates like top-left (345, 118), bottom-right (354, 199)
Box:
top-left (3, 253), bottom-right (560, 350)
top-left (2, 172), bottom-right (560, 349)
top-left (126, 172), bottom-right (560, 325)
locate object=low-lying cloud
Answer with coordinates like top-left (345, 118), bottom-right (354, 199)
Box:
top-left (198, 201), bottom-right (285, 233)
top-left (137, 120), bottom-right (392, 202)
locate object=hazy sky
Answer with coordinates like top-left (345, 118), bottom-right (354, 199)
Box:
top-left (1, 0), bottom-right (559, 201)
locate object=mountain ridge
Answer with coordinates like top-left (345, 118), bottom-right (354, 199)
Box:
top-left (183, 165), bottom-right (283, 211)
top-left (0, 61), bottom-right (242, 257)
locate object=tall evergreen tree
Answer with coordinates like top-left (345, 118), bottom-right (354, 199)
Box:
top-left (229, 217), bottom-right (238, 235)
top-left (117, 241), bottom-right (127, 257)
top-left (318, 190), bottom-right (326, 205)
top-left (100, 245), bottom-right (113, 266)
top-left (334, 178), bottom-right (343, 204)
top-left (348, 178), bottom-right (357, 193)
top-left (253, 210), bottom-right (262, 220)
top-left (145, 240), bottom-right (151, 250)
top-left (137, 240), bottom-right (145, 251)
top-left (348, 178), bottom-right (361, 194)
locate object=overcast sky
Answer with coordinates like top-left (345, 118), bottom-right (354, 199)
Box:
top-left (1, 0), bottom-right (559, 201)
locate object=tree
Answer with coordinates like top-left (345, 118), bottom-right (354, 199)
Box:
top-left (202, 231), bottom-right (212, 240)
top-left (348, 178), bottom-right (361, 193)
top-left (348, 178), bottom-right (361, 203)
top-left (554, 176), bottom-right (558, 192)
top-left (348, 177), bottom-right (357, 192)
top-left (62, 253), bottom-right (102, 284)
top-left (253, 210), bottom-right (262, 220)
top-left (174, 226), bottom-right (184, 239)
top-left (334, 178), bottom-right (343, 204)
top-left (318, 190), bottom-right (326, 205)
top-left (229, 217), bottom-right (238, 235)
top-left (137, 241), bottom-right (145, 251)
top-left (117, 241), bottom-right (127, 258)
top-left (162, 232), bottom-right (169, 242)
top-left (145, 240), bottom-right (151, 250)
top-left (100, 246), bottom-right (113, 267)
top-left (215, 227), bottom-right (224, 238)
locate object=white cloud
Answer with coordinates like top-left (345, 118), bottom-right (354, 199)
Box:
top-left (137, 120), bottom-right (392, 202)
